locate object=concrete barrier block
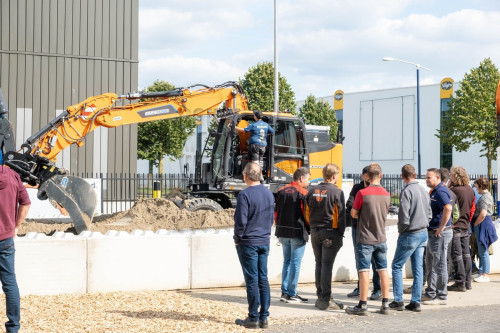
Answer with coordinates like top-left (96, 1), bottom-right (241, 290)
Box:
top-left (15, 237), bottom-right (87, 295)
top-left (87, 233), bottom-right (190, 292)
top-left (191, 232), bottom-right (244, 289)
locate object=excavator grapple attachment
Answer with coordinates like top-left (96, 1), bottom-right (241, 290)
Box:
top-left (39, 175), bottom-right (97, 233)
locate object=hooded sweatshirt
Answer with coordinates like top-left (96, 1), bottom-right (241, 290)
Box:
top-left (0, 166), bottom-right (31, 240)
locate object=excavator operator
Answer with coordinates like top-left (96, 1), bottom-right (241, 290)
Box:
top-left (235, 110), bottom-right (275, 168)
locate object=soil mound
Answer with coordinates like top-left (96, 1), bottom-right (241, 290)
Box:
top-left (20, 198), bottom-right (235, 236)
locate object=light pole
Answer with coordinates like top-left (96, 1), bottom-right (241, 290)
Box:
top-left (383, 57), bottom-right (431, 178)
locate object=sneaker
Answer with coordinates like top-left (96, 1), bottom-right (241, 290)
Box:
top-left (259, 320), bottom-right (268, 329)
top-left (280, 293), bottom-right (287, 302)
top-left (235, 317), bottom-right (259, 329)
top-left (472, 273), bottom-right (481, 279)
top-left (347, 288), bottom-right (360, 297)
top-left (466, 285), bottom-right (472, 290)
top-left (403, 286), bottom-right (413, 294)
top-left (378, 305), bottom-right (390, 315)
top-left (405, 302), bottom-right (421, 312)
top-left (447, 283), bottom-right (466, 292)
top-left (370, 290), bottom-right (381, 300)
top-left (286, 294), bottom-right (308, 303)
top-left (423, 298), bottom-right (447, 305)
top-left (474, 275), bottom-right (490, 283)
top-left (345, 305), bottom-right (368, 316)
top-left (421, 294), bottom-right (433, 302)
top-left (388, 301), bottom-right (404, 311)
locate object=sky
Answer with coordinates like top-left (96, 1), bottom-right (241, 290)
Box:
top-left (138, 0), bottom-right (500, 102)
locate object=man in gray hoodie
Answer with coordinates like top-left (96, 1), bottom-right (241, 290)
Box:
top-left (389, 164), bottom-right (431, 312)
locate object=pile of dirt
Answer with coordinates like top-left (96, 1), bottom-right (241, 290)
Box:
top-left (19, 198), bottom-right (236, 236)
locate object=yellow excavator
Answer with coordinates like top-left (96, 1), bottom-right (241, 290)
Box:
top-left (0, 82), bottom-right (343, 233)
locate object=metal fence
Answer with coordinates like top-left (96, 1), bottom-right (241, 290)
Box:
top-left (71, 172), bottom-right (498, 215)
top-left (71, 173), bottom-right (193, 214)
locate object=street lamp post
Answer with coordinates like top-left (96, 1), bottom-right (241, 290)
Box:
top-left (382, 57), bottom-right (431, 178)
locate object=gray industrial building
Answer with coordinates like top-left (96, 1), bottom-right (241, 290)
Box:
top-left (0, 0), bottom-right (139, 175)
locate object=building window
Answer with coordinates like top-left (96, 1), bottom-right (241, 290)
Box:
top-left (440, 98), bottom-right (452, 169)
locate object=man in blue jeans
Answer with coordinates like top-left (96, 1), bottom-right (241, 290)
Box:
top-left (389, 164), bottom-right (431, 312)
top-left (0, 165), bottom-right (31, 333)
top-left (422, 168), bottom-right (453, 305)
top-left (234, 162), bottom-right (275, 329)
top-left (275, 167), bottom-right (310, 303)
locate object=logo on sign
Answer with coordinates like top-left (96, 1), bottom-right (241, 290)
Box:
top-left (334, 93), bottom-right (343, 101)
top-left (441, 81), bottom-right (453, 90)
top-left (60, 177), bottom-right (69, 188)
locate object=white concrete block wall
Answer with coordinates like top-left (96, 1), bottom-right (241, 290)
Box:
top-left (11, 221), bottom-right (500, 295)
top-left (86, 231), bottom-right (191, 293)
top-left (191, 229), bottom-right (245, 289)
top-left (15, 235), bottom-right (87, 295)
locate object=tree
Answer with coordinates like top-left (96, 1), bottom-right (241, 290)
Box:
top-left (239, 61), bottom-right (297, 113)
top-left (437, 58), bottom-right (500, 178)
top-left (299, 95), bottom-right (339, 142)
top-left (137, 80), bottom-right (197, 174)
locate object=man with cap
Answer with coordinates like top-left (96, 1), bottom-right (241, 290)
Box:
top-left (236, 111), bottom-right (275, 168)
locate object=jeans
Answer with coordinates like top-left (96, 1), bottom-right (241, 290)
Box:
top-left (236, 244), bottom-right (270, 321)
top-left (311, 228), bottom-right (343, 301)
top-left (0, 238), bottom-right (20, 333)
top-left (356, 242), bottom-right (388, 271)
top-left (451, 229), bottom-right (472, 287)
top-left (391, 230), bottom-right (428, 303)
top-left (351, 227), bottom-right (381, 291)
top-left (474, 225), bottom-right (490, 274)
top-left (425, 228), bottom-right (452, 300)
top-left (280, 237), bottom-right (306, 296)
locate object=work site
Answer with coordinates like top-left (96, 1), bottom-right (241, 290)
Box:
top-left (1, 0), bottom-right (500, 332)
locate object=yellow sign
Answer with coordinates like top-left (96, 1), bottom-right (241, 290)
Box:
top-left (440, 77), bottom-right (454, 99)
top-left (333, 90), bottom-right (344, 111)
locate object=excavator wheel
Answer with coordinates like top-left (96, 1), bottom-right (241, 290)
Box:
top-left (183, 197), bottom-right (223, 212)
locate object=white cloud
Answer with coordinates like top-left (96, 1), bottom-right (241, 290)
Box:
top-left (137, 1), bottom-right (500, 100)
top-left (139, 56), bottom-right (245, 90)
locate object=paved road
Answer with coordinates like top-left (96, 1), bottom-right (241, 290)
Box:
top-left (267, 305), bottom-right (499, 332)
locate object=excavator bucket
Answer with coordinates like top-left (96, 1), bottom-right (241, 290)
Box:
top-left (38, 175), bottom-right (97, 234)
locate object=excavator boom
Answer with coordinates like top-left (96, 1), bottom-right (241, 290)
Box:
top-left (1, 82), bottom-right (248, 233)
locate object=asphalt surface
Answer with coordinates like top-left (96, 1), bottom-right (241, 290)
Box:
top-left (190, 275), bottom-right (500, 332)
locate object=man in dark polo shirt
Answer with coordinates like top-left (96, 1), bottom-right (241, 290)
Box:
top-left (422, 168), bottom-right (453, 305)
top-left (448, 166), bottom-right (475, 292)
top-left (345, 163), bottom-right (391, 316)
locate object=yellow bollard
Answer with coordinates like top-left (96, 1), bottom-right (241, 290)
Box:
top-left (153, 181), bottom-right (161, 198)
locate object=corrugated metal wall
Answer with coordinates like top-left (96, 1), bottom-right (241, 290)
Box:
top-left (0, 0), bottom-right (139, 175)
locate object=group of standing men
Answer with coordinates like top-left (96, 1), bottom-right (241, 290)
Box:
top-left (233, 160), bottom-right (497, 329)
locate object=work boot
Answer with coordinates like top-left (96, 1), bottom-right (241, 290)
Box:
top-left (405, 302), bottom-right (421, 312)
top-left (388, 301), bottom-right (404, 311)
top-left (235, 317), bottom-right (259, 329)
top-left (345, 305), bottom-right (368, 316)
top-left (447, 282), bottom-right (466, 292)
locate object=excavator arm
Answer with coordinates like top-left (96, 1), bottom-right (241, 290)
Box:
top-left (2, 82), bottom-right (248, 233)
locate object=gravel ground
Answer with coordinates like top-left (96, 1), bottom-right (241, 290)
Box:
top-left (1, 290), bottom-right (272, 333)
